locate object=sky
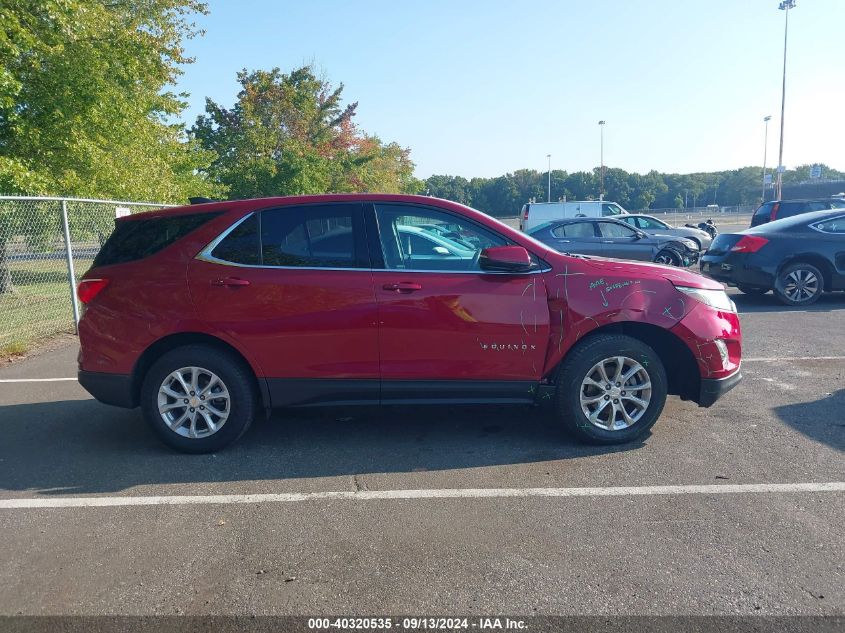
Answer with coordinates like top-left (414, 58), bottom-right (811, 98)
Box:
top-left (174, 0), bottom-right (845, 179)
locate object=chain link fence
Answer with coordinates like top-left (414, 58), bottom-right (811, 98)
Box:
top-left (0, 196), bottom-right (173, 355)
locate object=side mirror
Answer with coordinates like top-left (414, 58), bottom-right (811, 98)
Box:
top-left (479, 246), bottom-right (533, 273)
top-left (432, 246), bottom-right (450, 256)
top-left (634, 231), bottom-right (647, 240)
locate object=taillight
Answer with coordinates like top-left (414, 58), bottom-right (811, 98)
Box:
top-left (77, 278), bottom-right (110, 304)
top-left (730, 235), bottom-right (769, 253)
top-left (769, 202), bottom-right (780, 220)
top-left (523, 206), bottom-right (529, 221)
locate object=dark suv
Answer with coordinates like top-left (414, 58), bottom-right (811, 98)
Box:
top-left (750, 198), bottom-right (845, 227)
top-left (77, 194), bottom-right (742, 453)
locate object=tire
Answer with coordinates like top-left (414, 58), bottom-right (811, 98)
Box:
top-left (774, 262), bottom-right (824, 306)
top-left (554, 334), bottom-right (668, 445)
top-left (737, 284), bottom-right (769, 296)
top-left (140, 344), bottom-right (258, 453)
top-left (654, 249), bottom-right (682, 267)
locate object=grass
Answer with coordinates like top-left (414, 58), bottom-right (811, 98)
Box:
top-left (0, 258), bottom-right (86, 356)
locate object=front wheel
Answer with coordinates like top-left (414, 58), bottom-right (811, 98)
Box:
top-left (554, 334), bottom-right (668, 444)
top-left (140, 344), bottom-right (258, 453)
top-left (654, 249), bottom-right (682, 267)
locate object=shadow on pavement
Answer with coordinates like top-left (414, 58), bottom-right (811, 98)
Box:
top-left (731, 291), bottom-right (845, 314)
top-left (0, 399), bottom-right (642, 495)
top-left (772, 389), bottom-right (845, 453)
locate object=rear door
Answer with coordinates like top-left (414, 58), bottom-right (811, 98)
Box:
top-left (188, 203), bottom-right (380, 406)
top-left (369, 203), bottom-right (549, 399)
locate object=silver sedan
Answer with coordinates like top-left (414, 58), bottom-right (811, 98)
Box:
top-left (618, 214), bottom-right (713, 251)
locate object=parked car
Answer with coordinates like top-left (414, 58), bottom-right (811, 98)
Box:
top-left (617, 213), bottom-right (713, 250)
top-left (700, 209), bottom-right (845, 306)
top-left (750, 198), bottom-right (845, 227)
top-left (77, 194), bottom-right (741, 452)
top-left (520, 200), bottom-right (627, 232)
top-left (528, 217), bottom-right (701, 267)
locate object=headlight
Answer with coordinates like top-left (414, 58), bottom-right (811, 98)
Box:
top-left (675, 286), bottom-right (736, 312)
top-left (680, 238), bottom-right (698, 250)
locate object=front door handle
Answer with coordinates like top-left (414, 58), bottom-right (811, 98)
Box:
top-left (211, 277), bottom-right (251, 287)
top-left (383, 282), bottom-right (422, 293)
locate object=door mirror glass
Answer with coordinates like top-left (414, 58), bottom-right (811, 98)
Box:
top-left (479, 246), bottom-right (533, 273)
top-left (432, 246), bottom-right (450, 256)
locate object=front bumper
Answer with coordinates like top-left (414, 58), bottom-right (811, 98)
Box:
top-left (78, 370), bottom-right (136, 408)
top-left (698, 368), bottom-right (742, 407)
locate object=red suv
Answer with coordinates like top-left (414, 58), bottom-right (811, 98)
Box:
top-left (77, 194), bottom-right (742, 452)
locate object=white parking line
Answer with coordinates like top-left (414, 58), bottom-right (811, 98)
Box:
top-left (1, 482), bottom-right (843, 510)
top-left (0, 378), bottom-right (78, 383)
top-left (744, 356), bottom-right (845, 362)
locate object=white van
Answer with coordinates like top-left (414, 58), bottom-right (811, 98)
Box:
top-left (519, 201), bottom-right (628, 232)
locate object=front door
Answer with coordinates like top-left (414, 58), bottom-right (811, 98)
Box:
top-left (597, 220), bottom-right (651, 261)
top-left (369, 203), bottom-right (550, 402)
top-left (188, 203), bottom-right (380, 406)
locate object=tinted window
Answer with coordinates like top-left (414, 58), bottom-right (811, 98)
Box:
top-left (553, 222), bottom-right (596, 238)
top-left (754, 202), bottom-right (775, 218)
top-left (830, 199), bottom-right (845, 209)
top-left (778, 202), bottom-right (809, 218)
top-left (93, 212), bottom-right (221, 267)
top-left (261, 204), bottom-right (366, 268)
top-left (211, 214), bottom-right (260, 265)
top-left (811, 216), bottom-right (845, 234)
top-left (375, 204), bottom-right (506, 271)
top-left (598, 222), bottom-right (637, 238)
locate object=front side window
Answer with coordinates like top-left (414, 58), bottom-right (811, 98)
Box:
top-left (602, 203), bottom-right (624, 216)
top-left (810, 216), bottom-right (845, 235)
top-left (375, 204), bottom-right (506, 271)
top-left (598, 222), bottom-right (637, 238)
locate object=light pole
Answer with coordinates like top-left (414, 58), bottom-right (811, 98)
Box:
top-left (546, 154), bottom-right (551, 202)
top-left (775, 0), bottom-right (796, 200)
top-left (598, 120), bottom-right (606, 200)
top-left (762, 115), bottom-right (772, 202)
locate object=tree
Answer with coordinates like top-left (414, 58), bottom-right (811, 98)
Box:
top-left (0, 0), bottom-right (219, 292)
top-left (192, 66), bottom-right (416, 198)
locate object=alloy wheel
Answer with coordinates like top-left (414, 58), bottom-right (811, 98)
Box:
top-left (783, 269), bottom-right (819, 303)
top-left (157, 366), bottom-right (231, 438)
top-left (579, 356), bottom-right (652, 431)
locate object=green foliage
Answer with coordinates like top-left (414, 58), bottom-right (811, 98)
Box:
top-left (192, 66), bottom-right (417, 198)
top-left (425, 164), bottom-right (845, 217)
top-left (0, 0), bottom-right (220, 203)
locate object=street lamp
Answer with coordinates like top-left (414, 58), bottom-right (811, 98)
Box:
top-left (762, 115), bottom-right (772, 202)
top-left (598, 120), bottom-right (606, 200)
top-left (775, 0), bottom-right (796, 200)
top-left (546, 154), bottom-right (551, 203)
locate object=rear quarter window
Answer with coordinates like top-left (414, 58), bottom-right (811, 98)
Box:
top-left (93, 212), bottom-right (221, 267)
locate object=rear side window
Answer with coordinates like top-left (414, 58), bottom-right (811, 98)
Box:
top-left (810, 216), bottom-right (845, 234)
top-left (93, 212), bottom-right (221, 267)
top-left (261, 204), bottom-right (367, 268)
top-left (553, 222), bottom-right (596, 238)
top-left (211, 214), bottom-right (260, 265)
top-left (778, 202), bottom-right (810, 218)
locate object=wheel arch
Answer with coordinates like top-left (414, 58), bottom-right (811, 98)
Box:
top-left (777, 254), bottom-right (833, 291)
top-left (558, 321), bottom-right (700, 401)
top-left (131, 332), bottom-right (267, 410)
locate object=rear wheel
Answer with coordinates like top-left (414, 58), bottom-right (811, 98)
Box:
top-left (737, 284), bottom-right (769, 296)
top-left (654, 249), bottom-right (682, 267)
top-left (141, 344), bottom-right (257, 453)
top-left (554, 334), bottom-right (668, 444)
top-left (774, 263), bottom-right (824, 306)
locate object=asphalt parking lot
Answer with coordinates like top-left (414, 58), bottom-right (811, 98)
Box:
top-left (1, 287), bottom-right (843, 620)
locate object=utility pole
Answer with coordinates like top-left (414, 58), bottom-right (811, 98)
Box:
top-left (762, 115), bottom-right (772, 202)
top-left (546, 154), bottom-right (551, 203)
top-left (598, 120), bottom-right (606, 200)
top-left (776, 0), bottom-right (796, 200)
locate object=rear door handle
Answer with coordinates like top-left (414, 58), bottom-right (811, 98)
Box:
top-left (211, 277), bottom-right (251, 287)
top-left (382, 282), bottom-right (422, 293)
